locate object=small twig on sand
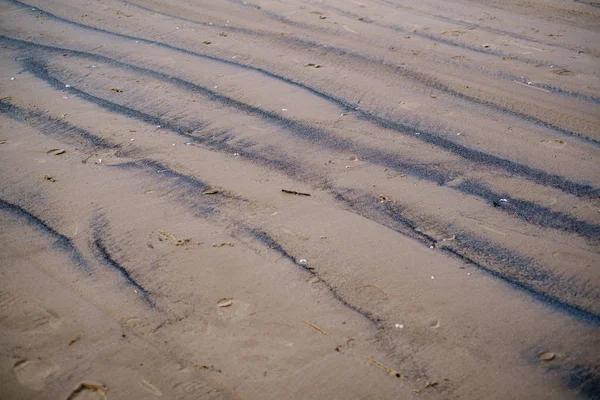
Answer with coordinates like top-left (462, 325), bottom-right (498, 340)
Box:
top-left (367, 356), bottom-right (402, 378)
top-left (282, 189), bottom-right (311, 196)
top-left (303, 320), bottom-right (329, 335)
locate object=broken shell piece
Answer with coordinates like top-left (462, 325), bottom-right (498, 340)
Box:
top-left (217, 298), bottom-right (234, 308)
top-left (538, 351), bottom-right (556, 361)
top-left (141, 380), bottom-right (163, 396)
top-left (202, 187), bottom-right (221, 195)
top-left (47, 148), bottom-right (66, 155)
top-left (395, 323), bottom-right (404, 329)
top-left (298, 258), bottom-right (307, 264)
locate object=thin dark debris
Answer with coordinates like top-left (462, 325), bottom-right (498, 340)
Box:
top-left (282, 189), bottom-right (311, 196)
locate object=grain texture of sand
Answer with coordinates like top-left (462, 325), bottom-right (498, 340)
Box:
top-left (0, 0), bottom-right (599, 398)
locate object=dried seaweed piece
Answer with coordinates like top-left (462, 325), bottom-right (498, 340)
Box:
top-left (68, 335), bottom-right (81, 345)
top-left (175, 238), bottom-right (191, 247)
top-left (66, 381), bottom-right (107, 399)
top-left (305, 63), bottom-right (321, 68)
top-left (42, 174), bottom-right (55, 182)
top-left (110, 88), bottom-right (123, 93)
top-left (213, 242), bottom-right (234, 247)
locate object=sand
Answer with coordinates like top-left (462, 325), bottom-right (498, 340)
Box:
top-left (0, 0), bottom-right (599, 398)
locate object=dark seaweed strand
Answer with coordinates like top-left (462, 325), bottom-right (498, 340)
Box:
top-left (5, 0), bottom-right (600, 334)
top-left (440, 246), bottom-right (600, 326)
top-left (330, 188), bottom-right (600, 325)
top-left (325, 0), bottom-right (590, 57)
top-left (332, 189), bottom-right (438, 247)
top-left (247, 229), bottom-right (382, 325)
top-left (25, 0), bottom-right (600, 148)
top-left (3, 49), bottom-right (316, 188)
top-left (8, 0), bottom-right (600, 146)
top-left (17, 55), bottom-right (451, 185)
top-left (277, 34), bottom-right (600, 146)
top-left (0, 199), bottom-right (89, 270)
top-left (15, 48), bottom-right (600, 239)
top-left (5, 1), bottom-right (600, 150)
top-left (120, 0), bottom-right (259, 36)
top-left (7, 0), bottom-right (352, 110)
top-left (92, 233), bottom-right (154, 306)
top-left (0, 99), bottom-right (115, 149)
top-left (233, 0), bottom-right (600, 105)
top-left (17, 47), bottom-right (596, 206)
top-left (4, 10), bottom-right (599, 189)
top-left (456, 180), bottom-right (600, 240)
top-left (121, 0), bottom-right (599, 107)
top-left (19, 59), bottom-right (203, 137)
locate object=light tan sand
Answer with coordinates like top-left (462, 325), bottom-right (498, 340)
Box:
top-left (0, 0), bottom-right (599, 398)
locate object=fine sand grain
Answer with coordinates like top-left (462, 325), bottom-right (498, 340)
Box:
top-left (0, 0), bottom-right (599, 398)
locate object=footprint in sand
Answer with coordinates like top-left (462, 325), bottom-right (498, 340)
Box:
top-left (216, 299), bottom-right (251, 323)
top-left (13, 359), bottom-right (59, 391)
top-left (355, 284), bottom-right (389, 307)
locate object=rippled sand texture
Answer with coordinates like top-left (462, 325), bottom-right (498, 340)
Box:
top-left (0, 0), bottom-right (599, 398)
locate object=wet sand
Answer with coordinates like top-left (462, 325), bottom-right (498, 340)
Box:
top-left (0, 0), bottom-right (599, 398)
